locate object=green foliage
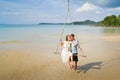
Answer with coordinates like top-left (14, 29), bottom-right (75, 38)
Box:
top-left (98, 15), bottom-right (120, 27)
top-left (118, 15), bottom-right (120, 25)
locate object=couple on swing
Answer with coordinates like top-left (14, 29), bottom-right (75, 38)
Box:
top-left (61, 34), bottom-right (82, 70)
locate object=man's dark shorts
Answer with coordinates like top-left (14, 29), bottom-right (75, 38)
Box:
top-left (72, 53), bottom-right (78, 62)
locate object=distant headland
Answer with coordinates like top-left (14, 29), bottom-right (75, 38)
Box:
top-left (38, 20), bottom-right (97, 25)
top-left (39, 14), bottom-right (120, 27)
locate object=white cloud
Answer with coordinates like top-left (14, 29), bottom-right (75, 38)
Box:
top-left (108, 7), bottom-right (120, 11)
top-left (116, 7), bottom-right (120, 10)
top-left (74, 2), bottom-right (118, 21)
top-left (75, 1), bottom-right (120, 15)
top-left (96, 11), bottom-right (104, 14)
top-left (76, 2), bottom-right (98, 12)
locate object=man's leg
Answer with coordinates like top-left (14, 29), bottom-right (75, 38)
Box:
top-left (74, 61), bottom-right (77, 70)
top-left (73, 54), bottom-right (78, 70)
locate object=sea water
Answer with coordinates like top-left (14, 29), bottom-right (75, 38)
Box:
top-left (0, 24), bottom-right (120, 43)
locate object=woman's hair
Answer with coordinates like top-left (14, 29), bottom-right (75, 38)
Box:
top-left (66, 35), bottom-right (70, 41)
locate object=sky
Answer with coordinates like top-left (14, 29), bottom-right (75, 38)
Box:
top-left (0, 0), bottom-right (120, 24)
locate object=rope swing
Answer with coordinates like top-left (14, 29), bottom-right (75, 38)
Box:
top-left (54, 0), bottom-right (87, 58)
top-left (54, 0), bottom-right (77, 54)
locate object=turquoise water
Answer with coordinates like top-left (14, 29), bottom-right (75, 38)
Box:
top-left (0, 24), bottom-right (120, 43)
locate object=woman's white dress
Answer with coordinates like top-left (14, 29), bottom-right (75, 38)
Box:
top-left (61, 41), bottom-right (72, 63)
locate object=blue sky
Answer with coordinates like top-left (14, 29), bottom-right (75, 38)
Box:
top-left (0, 0), bottom-right (120, 24)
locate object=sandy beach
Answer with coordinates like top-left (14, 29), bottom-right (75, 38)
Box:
top-left (0, 32), bottom-right (120, 80)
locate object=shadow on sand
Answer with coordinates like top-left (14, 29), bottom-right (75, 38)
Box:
top-left (77, 61), bottom-right (102, 73)
top-left (77, 57), bottom-right (120, 73)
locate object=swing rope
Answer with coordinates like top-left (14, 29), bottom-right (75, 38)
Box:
top-left (54, 0), bottom-right (84, 56)
top-left (54, 0), bottom-right (71, 54)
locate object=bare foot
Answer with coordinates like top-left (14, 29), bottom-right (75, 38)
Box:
top-left (74, 66), bottom-right (77, 70)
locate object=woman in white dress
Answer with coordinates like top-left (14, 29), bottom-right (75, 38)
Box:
top-left (61, 35), bottom-right (73, 69)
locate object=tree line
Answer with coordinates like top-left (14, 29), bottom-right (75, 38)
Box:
top-left (98, 15), bottom-right (120, 27)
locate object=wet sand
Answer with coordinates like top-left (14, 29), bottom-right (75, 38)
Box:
top-left (0, 34), bottom-right (120, 80)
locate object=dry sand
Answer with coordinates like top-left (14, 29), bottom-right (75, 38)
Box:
top-left (0, 34), bottom-right (120, 80)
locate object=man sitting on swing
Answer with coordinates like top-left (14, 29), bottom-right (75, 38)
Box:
top-left (70, 34), bottom-right (82, 70)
